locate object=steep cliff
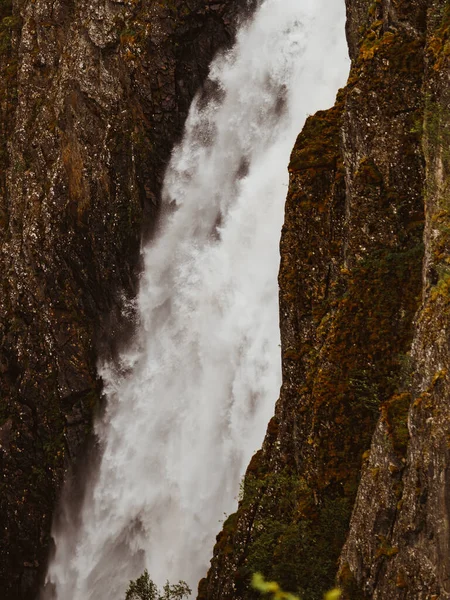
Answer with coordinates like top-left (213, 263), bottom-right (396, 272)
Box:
top-left (0, 1), bottom-right (252, 598)
top-left (202, 1), bottom-right (450, 600)
top-left (340, 2), bottom-right (450, 597)
top-left (5, 1), bottom-right (450, 599)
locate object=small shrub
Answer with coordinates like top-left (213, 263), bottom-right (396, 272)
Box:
top-left (125, 570), bottom-right (191, 600)
top-left (251, 572), bottom-right (341, 600)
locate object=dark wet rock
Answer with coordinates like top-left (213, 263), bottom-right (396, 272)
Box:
top-left (0, 1), bottom-right (252, 598)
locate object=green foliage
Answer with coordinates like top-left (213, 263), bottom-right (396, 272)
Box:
top-left (270, 497), bottom-right (351, 600)
top-left (126, 571), bottom-right (158, 600)
top-left (381, 392), bottom-right (411, 458)
top-left (160, 581), bottom-right (192, 600)
top-left (235, 467), bottom-right (351, 600)
top-left (125, 570), bottom-right (191, 600)
top-left (251, 573), bottom-right (341, 600)
top-left (428, 3), bottom-right (450, 70)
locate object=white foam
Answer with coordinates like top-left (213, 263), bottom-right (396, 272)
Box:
top-left (44, 1), bottom-right (349, 598)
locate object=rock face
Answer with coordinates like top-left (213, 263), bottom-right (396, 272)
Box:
top-left (5, 1), bottom-right (450, 600)
top-left (202, 2), bottom-right (450, 600)
top-left (0, 1), bottom-right (252, 598)
top-left (340, 2), bottom-right (450, 597)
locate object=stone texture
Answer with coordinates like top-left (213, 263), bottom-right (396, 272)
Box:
top-left (340, 3), bottom-right (450, 598)
top-left (0, 1), bottom-right (252, 598)
top-left (5, 1), bottom-right (450, 600)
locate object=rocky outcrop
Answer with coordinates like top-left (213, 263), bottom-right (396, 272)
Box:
top-left (340, 3), bottom-right (450, 597)
top-left (0, 1), bottom-right (251, 598)
top-left (202, 2), bottom-right (450, 600)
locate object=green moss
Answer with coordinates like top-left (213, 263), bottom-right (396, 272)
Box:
top-left (354, 158), bottom-right (383, 187)
top-left (359, 21), bottom-right (392, 61)
top-left (427, 3), bottom-right (450, 70)
top-left (381, 392), bottom-right (411, 458)
top-left (346, 23), bottom-right (424, 115)
top-left (303, 241), bottom-right (423, 496)
top-left (375, 536), bottom-right (399, 559)
top-left (423, 96), bottom-right (450, 179)
top-left (289, 91), bottom-right (344, 175)
top-left (337, 563), bottom-right (360, 600)
top-left (234, 469), bottom-right (351, 600)
top-left (0, 0), bottom-right (20, 202)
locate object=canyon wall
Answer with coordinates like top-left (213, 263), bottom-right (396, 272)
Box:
top-left (4, 1), bottom-right (450, 599)
top-left (0, 1), bottom-right (251, 597)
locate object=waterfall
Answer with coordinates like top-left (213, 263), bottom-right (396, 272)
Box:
top-left (44, 1), bottom-right (349, 598)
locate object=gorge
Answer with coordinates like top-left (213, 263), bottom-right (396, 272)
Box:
top-left (2, 1), bottom-right (450, 600)
top-left (43, 1), bottom-right (348, 598)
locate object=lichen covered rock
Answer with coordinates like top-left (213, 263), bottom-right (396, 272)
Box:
top-left (340, 3), bottom-right (450, 598)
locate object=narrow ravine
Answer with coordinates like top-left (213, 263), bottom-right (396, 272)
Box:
top-left (43, 1), bottom-right (349, 598)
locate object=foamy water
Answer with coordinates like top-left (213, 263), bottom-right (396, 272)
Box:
top-left (43, 1), bottom-right (349, 598)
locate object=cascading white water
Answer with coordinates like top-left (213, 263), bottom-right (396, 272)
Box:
top-left (44, 1), bottom-right (349, 598)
